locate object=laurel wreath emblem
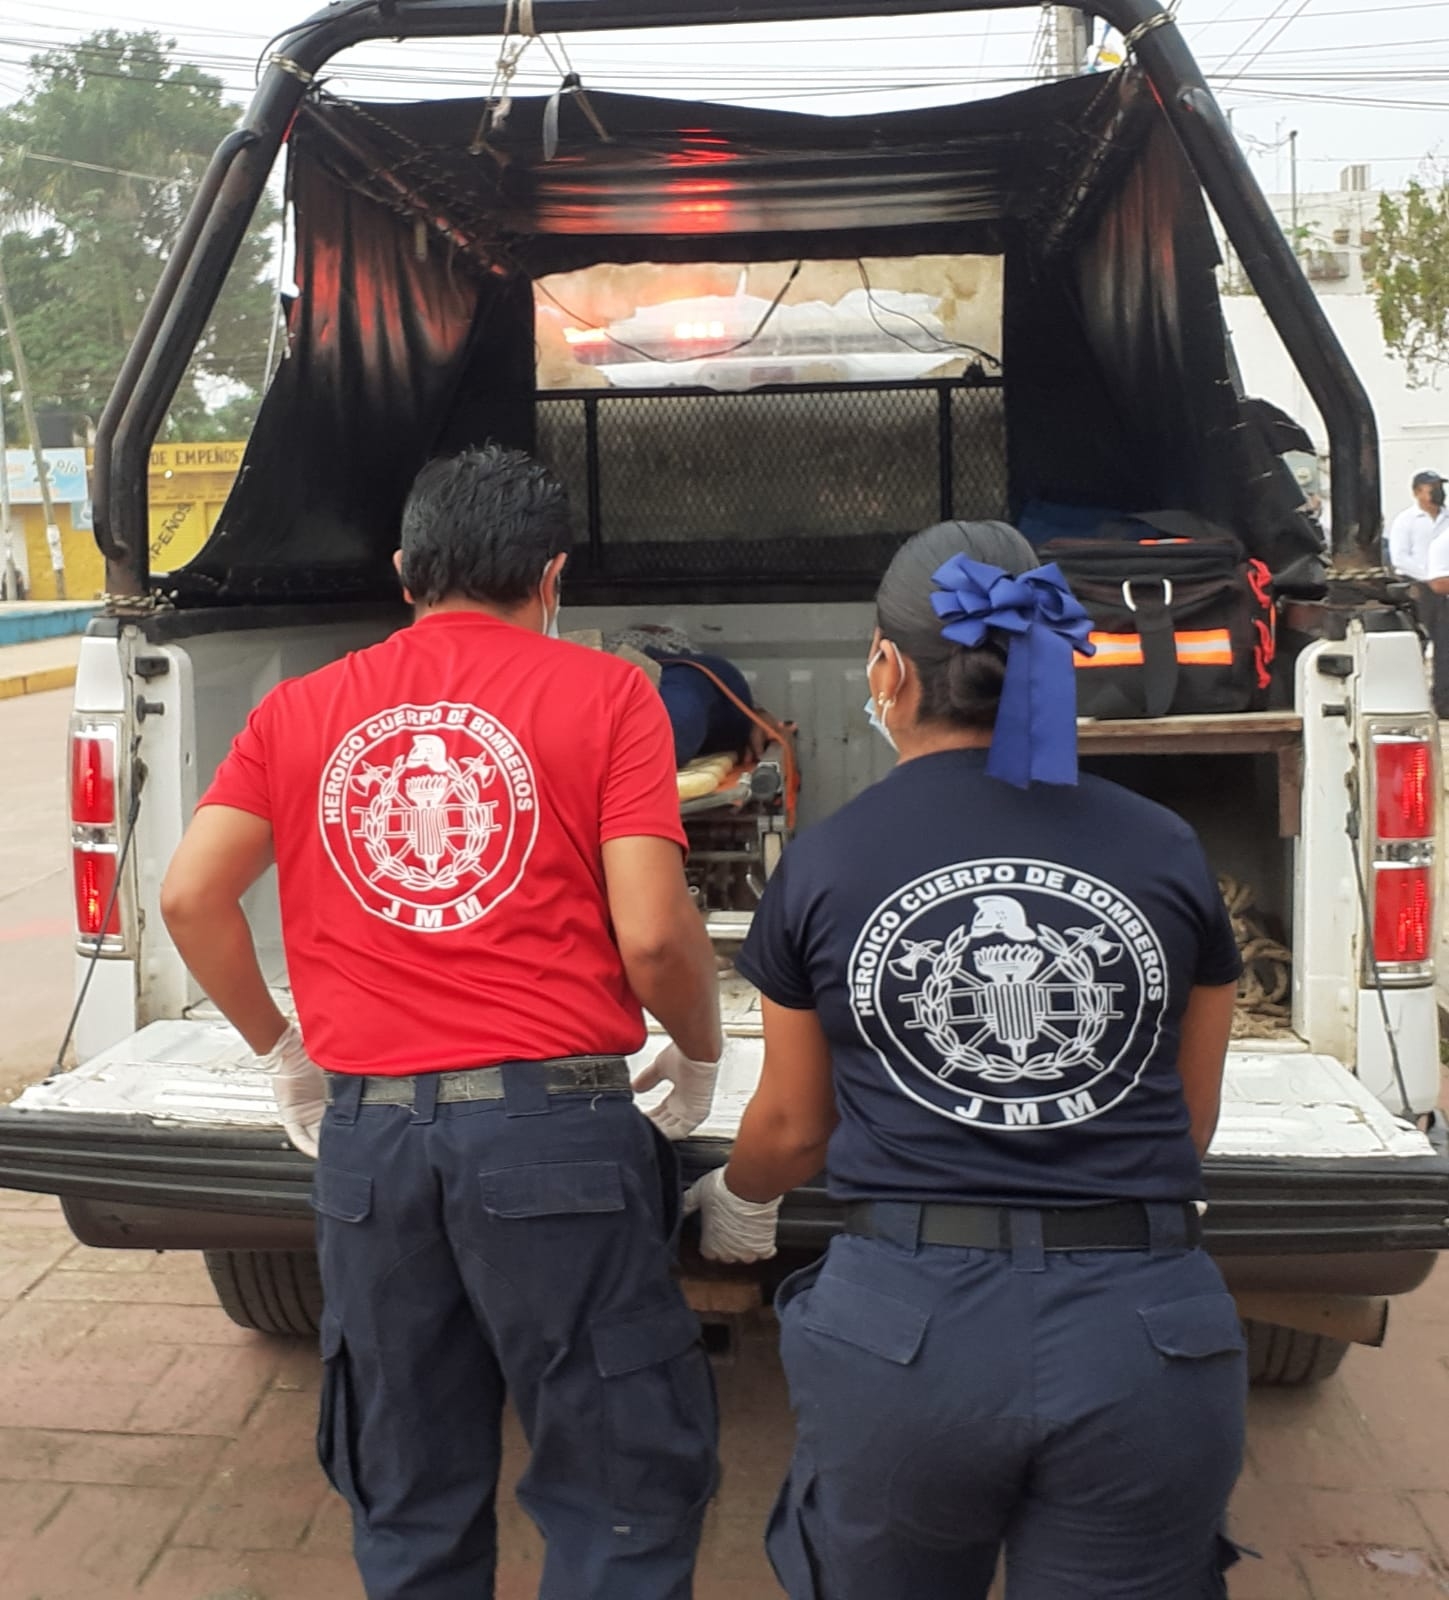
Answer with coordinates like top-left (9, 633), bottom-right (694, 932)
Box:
top-left (918, 923), bottom-right (1112, 1087)
top-left (358, 762), bottom-right (495, 894)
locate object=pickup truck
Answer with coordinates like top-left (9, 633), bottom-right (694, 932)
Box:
top-left (2, 0), bottom-right (1447, 1389)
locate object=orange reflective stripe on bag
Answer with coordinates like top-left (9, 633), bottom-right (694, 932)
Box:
top-left (1079, 629), bottom-right (1235, 669)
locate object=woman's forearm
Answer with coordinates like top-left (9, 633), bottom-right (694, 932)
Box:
top-left (724, 1097), bottom-right (834, 1203)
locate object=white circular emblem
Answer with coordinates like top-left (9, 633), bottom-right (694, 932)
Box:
top-left (848, 858), bottom-right (1169, 1132)
top-left (319, 702), bottom-right (539, 934)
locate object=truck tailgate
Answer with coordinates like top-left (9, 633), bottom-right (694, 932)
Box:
top-left (5, 984), bottom-right (1434, 1162)
top-left (2, 981), bottom-right (1446, 1267)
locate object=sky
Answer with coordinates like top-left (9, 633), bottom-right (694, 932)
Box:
top-left (0, 0), bottom-right (1443, 199)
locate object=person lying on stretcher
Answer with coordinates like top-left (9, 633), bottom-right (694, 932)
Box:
top-left (566, 623), bottom-right (774, 766)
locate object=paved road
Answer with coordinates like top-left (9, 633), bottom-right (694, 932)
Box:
top-left (2, 691), bottom-right (1449, 1597)
top-left (0, 688), bottom-right (74, 1103)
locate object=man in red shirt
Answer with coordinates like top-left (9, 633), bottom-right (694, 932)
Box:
top-left (161, 445), bottom-right (724, 1600)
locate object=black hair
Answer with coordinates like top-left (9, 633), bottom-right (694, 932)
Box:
top-left (875, 519), bottom-right (1040, 731)
top-left (399, 444), bottom-right (573, 607)
top-left (1413, 471), bottom-right (1447, 510)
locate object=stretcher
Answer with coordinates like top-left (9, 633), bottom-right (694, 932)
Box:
top-left (675, 730), bottom-right (798, 919)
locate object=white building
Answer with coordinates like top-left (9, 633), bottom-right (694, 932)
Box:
top-left (1244, 164), bottom-right (1382, 297)
top-left (1218, 164), bottom-right (1449, 529)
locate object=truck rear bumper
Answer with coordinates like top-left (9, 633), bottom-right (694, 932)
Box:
top-left (3, 1111), bottom-right (1446, 1297)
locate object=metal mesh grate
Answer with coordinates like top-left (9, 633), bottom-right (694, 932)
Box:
top-left (598, 387), bottom-right (942, 543)
top-left (536, 398), bottom-right (590, 545)
top-left (535, 379), bottom-right (1006, 582)
top-left (951, 385), bottom-right (1009, 522)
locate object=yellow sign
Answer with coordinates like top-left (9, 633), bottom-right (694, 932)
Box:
top-left (149, 443), bottom-right (246, 473)
top-left (21, 440), bottom-right (247, 600)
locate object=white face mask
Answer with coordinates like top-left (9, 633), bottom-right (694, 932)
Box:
top-left (540, 560), bottom-right (561, 638)
top-left (864, 645), bottom-right (898, 751)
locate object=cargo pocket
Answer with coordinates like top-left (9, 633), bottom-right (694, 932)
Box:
top-left (798, 1270), bottom-right (929, 1366)
top-left (316, 1312), bottom-right (370, 1519)
top-left (1140, 1294), bottom-right (1247, 1363)
top-left (310, 1167), bottom-right (373, 1294)
top-left (591, 1301), bottom-right (719, 1522)
top-left (480, 1160), bottom-right (626, 1218)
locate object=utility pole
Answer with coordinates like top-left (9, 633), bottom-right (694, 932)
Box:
top-left (1289, 129), bottom-right (1300, 256)
top-left (1225, 108), bottom-right (1242, 292)
top-left (0, 378), bottom-right (17, 602)
top-left (0, 243), bottom-right (64, 599)
top-left (1052, 6), bottom-right (1091, 75)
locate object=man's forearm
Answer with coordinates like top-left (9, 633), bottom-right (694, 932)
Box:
top-left (166, 901), bottom-right (287, 1055)
top-left (624, 921), bottom-right (723, 1063)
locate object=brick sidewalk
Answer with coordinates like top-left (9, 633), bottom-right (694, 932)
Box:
top-left (0, 634), bottom-right (80, 700)
top-left (2, 1185), bottom-right (1449, 1598)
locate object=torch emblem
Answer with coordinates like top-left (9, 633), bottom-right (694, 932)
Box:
top-left (895, 894), bottom-right (1126, 1087)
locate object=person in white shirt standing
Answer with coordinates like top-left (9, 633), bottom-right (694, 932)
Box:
top-left (1389, 471), bottom-right (1449, 581)
top-left (1391, 471), bottom-right (1449, 717)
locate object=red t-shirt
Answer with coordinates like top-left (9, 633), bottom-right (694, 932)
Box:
top-left (201, 611), bottom-right (687, 1076)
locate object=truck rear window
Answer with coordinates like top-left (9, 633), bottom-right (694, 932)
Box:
top-left (532, 257), bottom-right (1006, 583)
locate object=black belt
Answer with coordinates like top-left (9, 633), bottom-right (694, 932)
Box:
top-left (326, 1056), bottom-right (630, 1107)
top-left (843, 1200), bottom-right (1202, 1252)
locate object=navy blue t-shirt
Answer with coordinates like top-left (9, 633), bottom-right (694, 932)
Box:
top-left (735, 749), bottom-right (1242, 1206)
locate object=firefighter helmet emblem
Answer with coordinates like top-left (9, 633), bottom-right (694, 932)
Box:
top-left (320, 703), bottom-right (539, 934)
top-left (851, 861), bottom-right (1168, 1131)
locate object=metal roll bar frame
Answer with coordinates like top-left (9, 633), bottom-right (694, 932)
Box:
top-left (96, 0), bottom-right (1380, 599)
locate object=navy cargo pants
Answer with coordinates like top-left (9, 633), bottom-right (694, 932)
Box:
top-left (311, 1067), bottom-right (719, 1600)
top-left (768, 1205), bottom-right (1246, 1600)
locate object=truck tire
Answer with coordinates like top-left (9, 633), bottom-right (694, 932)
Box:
top-left (1243, 1319), bottom-right (1349, 1386)
top-left (204, 1250), bottom-right (323, 1337)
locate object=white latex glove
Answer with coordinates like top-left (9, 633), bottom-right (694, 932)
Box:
top-left (632, 1042), bottom-right (720, 1140)
top-left (258, 1023), bottom-right (326, 1159)
top-left (684, 1167), bottom-right (781, 1263)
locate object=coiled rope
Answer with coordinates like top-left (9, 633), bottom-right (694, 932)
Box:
top-left (1218, 874), bottom-right (1294, 1039)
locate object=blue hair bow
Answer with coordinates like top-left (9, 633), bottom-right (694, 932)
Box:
top-left (930, 554), bottom-right (1096, 789)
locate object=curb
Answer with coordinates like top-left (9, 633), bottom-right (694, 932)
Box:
top-left (0, 605), bottom-right (98, 648)
top-left (0, 664), bottom-right (77, 701)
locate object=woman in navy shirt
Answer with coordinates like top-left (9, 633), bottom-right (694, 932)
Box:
top-left (691, 520), bottom-right (1246, 1599)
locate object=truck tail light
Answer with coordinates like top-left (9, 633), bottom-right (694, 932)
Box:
top-left (1373, 865), bottom-right (1432, 966)
top-left (1366, 723), bottom-right (1439, 986)
top-left (71, 725), bottom-right (118, 827)
top-left (1375, 738), bottom-right (1433, 840)
top-left (69, 715), bottom-right (127, 953)
top-left (73, 848), bottom-right (122, 940)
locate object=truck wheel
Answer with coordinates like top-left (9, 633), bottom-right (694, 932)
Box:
top-left (1243, 1319), bottom-right (1349, 1386)
top-left (203, 1250), bottom-right (323, 1337)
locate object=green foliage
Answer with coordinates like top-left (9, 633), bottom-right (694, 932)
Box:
top-left (0, 31), bottom-right (277, 442)
top-left (1365, 179), bottom-right (1449, 387)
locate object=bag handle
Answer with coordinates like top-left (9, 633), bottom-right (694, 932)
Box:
top-left (1122, 579), bottom-right (1178, 720)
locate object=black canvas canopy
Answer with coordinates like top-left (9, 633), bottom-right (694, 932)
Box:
top-left (297, 71), bottom-right (1140, 266)
top-left (173, 69), bottom-right (1320, 605)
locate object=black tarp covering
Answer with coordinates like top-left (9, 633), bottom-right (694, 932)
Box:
top-left (179, 152), bottom-right (498, 597)
top-left (1006, 117), bottom-right (1240, 523)
top-left (173, 70), bottom-right (1318, 604)
top-left (299, 74), bottom-right (1114, 262)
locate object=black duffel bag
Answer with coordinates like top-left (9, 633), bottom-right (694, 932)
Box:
top-left (1044, 536), bottom-right (1276, 720)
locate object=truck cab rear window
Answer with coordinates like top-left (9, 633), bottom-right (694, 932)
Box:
top-left (533, 257), bottom-right (1006, 580)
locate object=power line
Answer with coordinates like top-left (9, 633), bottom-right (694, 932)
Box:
top-left (10, 147), bottom-right (182, 185)
top-left (1218, 0), bottom-right (1314, 89)
top-left (1215, 0), bottom-right (1297, 75)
